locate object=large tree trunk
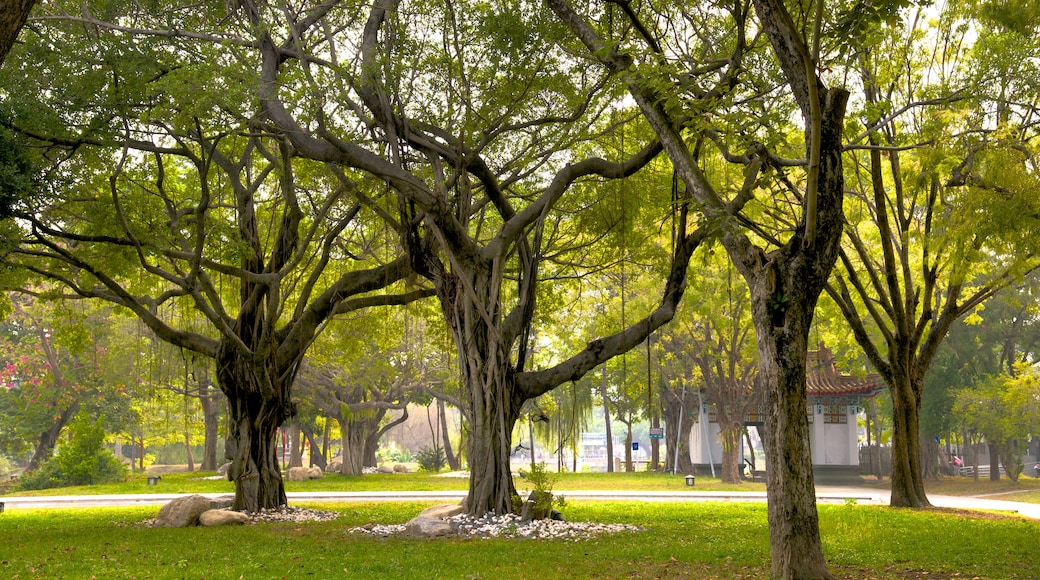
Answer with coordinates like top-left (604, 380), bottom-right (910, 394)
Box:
top-left (727, 85), bottom-right (848, 579)
top-left (889, 375), bottom-right (931, 506)
top-left (754, 311), bottom-right (829, 580)
top-left (719, 419), bottom-right (743, 484)
top-left (288, 421), bottom-right (304, 468)
top-left (217, 341), bottom-right (291, 512)
top-left (338, 416), bottom-right (373, 475)
top-left (989, 442), bottom-right (1002, 481)
top-left (0, 0), bottom-right (36, 68)
top-left (462, 360), bottom-right (522, 515)
top-left (662, 383), bottom-right (696, 474)
top-left (338, 421), bottom-right (365, 475)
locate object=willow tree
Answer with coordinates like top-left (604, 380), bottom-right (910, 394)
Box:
top-left (0, 14), bottom-right (429, 509)
top-left (827, 4), bottom-right (1040, 508)
top-left (547, 0), bottom-right (850, 576)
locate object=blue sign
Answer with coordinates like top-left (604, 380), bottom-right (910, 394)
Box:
top-left (632, 441), bottom-right (639, 451)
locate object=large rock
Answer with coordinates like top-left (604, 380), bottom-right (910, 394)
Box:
top-left (327, 460), bottom-right (342, 473)
top-left (418, 503), bottom-right (464, 519)
top-left (287, 466), bottom-right (323, 481)
top-left (208, 495), bottom-right (235, 510)
top-left (392, 464), bottom-right (409, 473)
top-left (216, 463), bottom-right (231, 476)
top-left (156, 495), bottom-right (212, 528)
top-left (376, 465), bottom-right (394, 474)
top-left (199, 509), bottom-right (250, 527)
top-left (402, 516), bottom-right (455, 538)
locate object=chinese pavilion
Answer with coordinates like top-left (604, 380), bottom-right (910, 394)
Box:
top-left (687, 344), bottom-right (886, 484)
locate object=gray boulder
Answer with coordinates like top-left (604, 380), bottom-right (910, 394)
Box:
top-left (418, 503), bottom-right (464, 519)
top-left (199, 509), bottom-right (250, 527)
top-left (216, 463), bottom-right (231, 476)
top-left (376, 465), bottom-right (394, 474)
top-left (402, 515), bottom-right (455, 538)
top-left (327, 460), bottom-right (342, 473)
top-left (208, 495), bottom-right (235, 510)
top-left (392, 464), bottom-right (409, 473)
top-left (287, 466), bottom-right (323, 481)
top-left (156, 495), bottom-right (212, 527)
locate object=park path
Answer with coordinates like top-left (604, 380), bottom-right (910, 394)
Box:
top-left (2, 486), bottom-right (1039, 520)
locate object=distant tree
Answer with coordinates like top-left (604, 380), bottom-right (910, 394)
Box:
top-left (663, 252), bottom-right (760, 484)
top-left (827, 5), bottom-right (1040, 507)
top-left (0, 295), bottom-right (128, 471)
top-left (17, 410), bottom-right (127, 490)
top-left (953, 365), bottom-right (1040, 482)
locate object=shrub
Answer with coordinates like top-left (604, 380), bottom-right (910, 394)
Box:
top-left (516, 461), bottom-right (566, 515)
top-left (17, 412), bottom-right (128, 490)
top-left (0, 455), bottom-right (12, 477)
top-left (415, 445), bottom-right (447, 472)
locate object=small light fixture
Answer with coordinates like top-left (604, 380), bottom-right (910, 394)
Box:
top-left (685, 474), bottom-right (695, 486)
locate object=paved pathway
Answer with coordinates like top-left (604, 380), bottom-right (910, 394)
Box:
top-left (2, 486), bottom-right (1038, 520)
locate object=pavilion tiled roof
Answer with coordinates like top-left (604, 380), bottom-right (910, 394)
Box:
top-left (806, 343), bottom-right (885, 397)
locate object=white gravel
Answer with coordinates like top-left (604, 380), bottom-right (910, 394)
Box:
top-left (349, 512), bottom-right (644, 540)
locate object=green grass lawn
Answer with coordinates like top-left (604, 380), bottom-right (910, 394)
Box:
top-left (2, 470), bottom-right (766, 496)
top-left (857, 475), bottom-right (1040, 503)
top-left (0, 501), bottom-right (1036, 579)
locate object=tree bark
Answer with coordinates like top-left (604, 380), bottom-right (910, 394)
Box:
top-left (0, 0), bottom-right (36, 67)
top-left (989, 442), bottom-right (1002, 481)
top-left (338, 420), bottom-right (368, 475)
top-left (463, 368), bottom-right (522, 515)
top-left (662, 383), bottom-right (696, 474)
top-left (217, 339), bottom-right (292, 512)
top-left (453, 304), bottom-right (523, 514)
top-left (719, 419), bottom-right (743, 484)
top-left (288, 421), bottom-right (304, 468)
top-left (751, 300), bottom-right (831, 580)
top-left (889, 376), bottom-right (931, 506)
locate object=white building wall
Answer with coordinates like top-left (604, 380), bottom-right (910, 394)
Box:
top-left (687, 408), bottom-right (725, 466)
top-left (695, 403), bottom-right (862, 468)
